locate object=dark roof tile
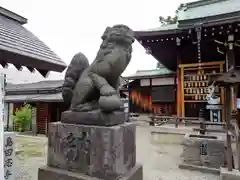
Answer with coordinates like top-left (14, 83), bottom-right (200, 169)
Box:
top-left (6, 76), bottom-right (126, 92)
top-left (125, 68), bottom-right (175, 80)
top-left (6, 80), bottom-right (63, 91)
top-left (0, 7), bottom-right (66, 74)
top-left (178, 0), bottom-right (240, 21)
top-left (5, 92), bottom-right (63, 102)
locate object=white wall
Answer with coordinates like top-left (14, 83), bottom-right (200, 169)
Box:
top-left (7, 103), bottom-right (13, 129)
top-left (3, 103), bottom-right (8, 127)
top-left (140, 77), bottom-right (175, 86)
top-left (151, 77), bottom-right (175, 86)
top-left (140, 79), bottom-right (150, 86)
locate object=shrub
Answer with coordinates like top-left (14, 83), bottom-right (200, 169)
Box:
top-left (12, 104), bottom-right (32, 132)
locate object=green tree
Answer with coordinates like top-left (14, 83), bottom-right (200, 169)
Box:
top-left (159, 4), bottom-right (184, 25)
top-left (12, 104), bottom-right (32, 132)
top-left (159, 15), bottom-right (178, 25)
top-left (156, 62), bottom-right (164, 69)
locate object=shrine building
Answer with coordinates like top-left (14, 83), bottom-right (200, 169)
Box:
top-left (134, 0), bottom-right (240, 119)
top-left (125, 67), bottom-right (176, 115)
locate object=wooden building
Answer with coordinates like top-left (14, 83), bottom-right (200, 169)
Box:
top-left (5, 77), bottom-right (127, 135)
top-left (0, 6), bottom-right (66, 76)
top-left (125, 68), bottom-right (176, 115)
top-left (134, 0), bottom-right (240, 118)
top-left (0, 6), bottom-right (66, 133)
top-left (5, 80), bottom-right (67, 134)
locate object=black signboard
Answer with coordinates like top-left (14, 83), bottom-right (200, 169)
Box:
top-left (151, 85), bottom-right (176, 102)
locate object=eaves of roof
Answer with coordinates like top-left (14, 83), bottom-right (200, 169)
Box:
top-left (134, 0), bottom-right (240, 38)
top-left (0, 7), bottom-right (67, 76)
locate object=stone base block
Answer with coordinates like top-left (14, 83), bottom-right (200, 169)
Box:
top-left (180, 133), bottom-right (225, 168)
top-left (38, 165), bottom-right (143, 180)
top-left (179, 163), bottom-right (220, 174)
top-left (220, 167), bottom-right (240, 180)
top-left (61, 110), bottom-right (125, 126)
top-left (47, 122), bottom-right (136, 180)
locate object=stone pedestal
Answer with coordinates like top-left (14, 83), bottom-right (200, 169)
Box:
top-left (61, 110), bottom-right (125, 126)
top-left (38, 122), bottom-right (142, 180)
top-left (220, 167), bottom-right (240, 180)
top-left (180, 133), bottom-right (226, 168)
top-left (38, 164), bottom-right (142, 180)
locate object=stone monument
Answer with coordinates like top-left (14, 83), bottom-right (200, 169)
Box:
top-left (179, 109), bottom-right (226, 172)
top-left (38, 25), bottom-right (143, 180)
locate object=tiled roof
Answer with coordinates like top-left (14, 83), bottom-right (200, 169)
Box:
top-left (136, 24), bottom-right (178, 33)
top-left (134, 24), bottom-right (178, 37)
top-left (6, 76), bottom-right (126, 91)
top-left (135, 0), bottom-right (240, 34)
top-left (178, 0), bottom-right (240, 21)
top-left (125, 68), bottom-right (175, 80)
top-left (0, 6), bottom-right (66, 75)
top-left (0, 67), bottom-right (64, 84)
top-left (6, 79), bottom-right (63, 91)
top-left (5, 92), bottom-right (63, 102)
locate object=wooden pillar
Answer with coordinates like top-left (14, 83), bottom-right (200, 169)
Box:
top-left (47, 103), bottom-right (52, 135)
top-left (222, 34), bottom-right (236, 121)
top-left (150, 78), bottom-right (152, 113)
top-left (220, 64), bottom-right (225, 121)
top-left (180, 67), bottom-right (185, 117)
top-left (231, 84), bottom-right (238, 110)
top-left (37, 103), bottom-right (49, 135)
top-left (176, 37), bottom-right (182, 117)
top-left (225, 85), bottom-right (233, 171)
top-left (56, 104), bottom-right (60, 122)
top-left (127, 79), bottom-right (130, 113)
top-left (177, 67), bottom-right (181, 116)
top-left (226, 34), bottom-right (235, 72)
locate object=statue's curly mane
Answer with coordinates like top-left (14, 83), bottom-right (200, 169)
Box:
top-left (97, 25), bottom-right (134, 62)
top-left (106, 25), bottom-right (134, 45)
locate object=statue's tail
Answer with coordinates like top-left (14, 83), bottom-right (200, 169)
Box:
top-left (62, 52), bottom-right (89, 106)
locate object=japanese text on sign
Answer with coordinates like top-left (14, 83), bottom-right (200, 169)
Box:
top-left (4, 136), bottom-right (14, 180)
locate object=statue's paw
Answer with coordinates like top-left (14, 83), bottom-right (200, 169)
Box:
top-left (100, 85), bottom-right (116, 96)
top-left (99, 95), bottom-right (123, 111)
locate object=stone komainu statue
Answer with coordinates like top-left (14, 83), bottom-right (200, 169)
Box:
top-left (62, 24), bottom-right (134, 113)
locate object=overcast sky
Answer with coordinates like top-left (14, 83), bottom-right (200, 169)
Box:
top-left (2, 0), bottom-right (196, 80)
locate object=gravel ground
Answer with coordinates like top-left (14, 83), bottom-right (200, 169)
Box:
top-left (14, 125), bottom-right (220, 180)
top-left (15, 136), bottom-right (47, 180)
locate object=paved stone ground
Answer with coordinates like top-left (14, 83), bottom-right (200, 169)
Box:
top-left (136, 126), bottom-right (220, 180)
top-left (15, 125), bottom-right (220, 180)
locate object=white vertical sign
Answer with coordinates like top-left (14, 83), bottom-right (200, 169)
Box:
top-left (0, 73), bottom-right (6, 179)
top-left (4, 132), bottom-right (15, 180)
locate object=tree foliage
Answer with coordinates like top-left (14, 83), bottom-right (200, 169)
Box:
top-left (159, 4), bottom-right (184, 25)
top-left (156, 62), bottom-right (164, 69)
top-left (12, 104), bottom-right (32, 132)
top-left (157, 4), bottom-right (184, 68)
top-left (159, 16), bottom-right (178, 25)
